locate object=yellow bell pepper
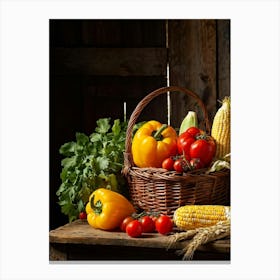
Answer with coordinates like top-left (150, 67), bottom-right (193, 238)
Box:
top-left (86, 188), bottom-right (135, 230)
top-left (131, 120), bottom-right (178, 168)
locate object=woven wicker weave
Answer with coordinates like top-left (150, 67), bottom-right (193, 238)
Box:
top-left (122, 86), bottom-right (230, 217)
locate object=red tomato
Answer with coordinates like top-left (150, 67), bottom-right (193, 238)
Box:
top-left (139, 216), bottom-right (155, 233)
top-left (177, 128), bottom-right (216, 167)
top-left (177, 132), bottom-right (195, 158)
top-left (186, 127), bottom-right (201, 138)
top-left (120, 216), bottom-right (134, 232)
top-left (79, 211), bottom-right (87, 220)
top-left (162, 157), bottom-right (175, 171)
top-left (155, 215), bottom-right (173, 235)
top-left (173, 159), bottom-right (184, 173)
top-left (126, 220), bottom-right (142, 237)
top-left (189, 137), bottom-right (216, 167)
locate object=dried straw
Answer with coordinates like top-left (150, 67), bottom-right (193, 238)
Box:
top-left (167, 220), bottom-right (230, 260)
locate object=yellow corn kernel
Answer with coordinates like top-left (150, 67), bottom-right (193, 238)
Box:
top-left (211, 97), bottom-right (230, 159)
top-left (173, 205), bottom-right (230, 230)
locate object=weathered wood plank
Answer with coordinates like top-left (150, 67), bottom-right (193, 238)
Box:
top-left (168, 20), bottom-right (217, 129)
top-left (81, 76), bottom-right (167, 134)
top-left (119, 20), bottom-right (166, 47)
top-left (49, 220), bottom-right (230, 253)
top-left (217, 20), bottom-right (230, 103)
top-left (81, 20), bottom-right (166, 47)
top-left (54, 47), bottom-right (167, 76)
top-left (49, 244), bottom-right (67, 260)
top-left (81, 20), bottom-right (122, 47)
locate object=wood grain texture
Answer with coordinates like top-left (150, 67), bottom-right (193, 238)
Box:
top-left (217, 20), bottom-right (230, 103)
top-left (49, 220), bottom-right (230, 253)
top-left (168, 20), bottom-right (218, 129)
top-left (54, 47), bottom-right (167, 76)
top-left (81, 76), bottom-right (167, 134)
top-left (49, 244), bottom-right (67, 260)
top-left (81, 20), bottom-right (166, 47)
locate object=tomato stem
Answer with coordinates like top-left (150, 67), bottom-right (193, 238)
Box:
top-left (196, 133), bottom-right (207, 140)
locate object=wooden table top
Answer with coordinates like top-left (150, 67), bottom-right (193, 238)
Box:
top-left (49, 219), bottom-right (230, 254)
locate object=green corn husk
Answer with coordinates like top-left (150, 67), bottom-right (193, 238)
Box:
top-left (179, 111), bottom-right (198, 135)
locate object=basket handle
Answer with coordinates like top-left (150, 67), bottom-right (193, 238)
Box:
top-left (124, 86), bottom-right (211, 168)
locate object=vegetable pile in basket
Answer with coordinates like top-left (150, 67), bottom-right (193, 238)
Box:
top-left (131, 96), bottom-right (230, 174)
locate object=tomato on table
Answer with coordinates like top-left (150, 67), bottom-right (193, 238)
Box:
top-left (79, 211), bottom-right (87, 220)
top-left (120, 216), bottom-right (134, 232)
top-left (126, 220), bottom-right (142, 237)
top-left (139, 216), bottom-right (155, 233)
top-left (155, 215), bottom-right (173, 235)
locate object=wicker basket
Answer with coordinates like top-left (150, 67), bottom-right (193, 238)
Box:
top-left (122, 86), bottom-right (230, 217)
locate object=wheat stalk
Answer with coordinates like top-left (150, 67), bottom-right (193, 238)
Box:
top-left (166, 229), bottom-right (199, 250)
top-left (167, 220), bottom-right (230, 260)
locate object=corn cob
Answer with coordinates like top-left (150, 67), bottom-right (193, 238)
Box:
top-left (179, 111), bottom-right (198, 135)
top-left (173, 205), bottom-right (230, 230)
top-left (211, 97), bottom-right (230, 159)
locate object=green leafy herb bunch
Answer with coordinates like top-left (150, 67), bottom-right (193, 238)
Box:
top-left (56, 118), bottom-right (128, 222)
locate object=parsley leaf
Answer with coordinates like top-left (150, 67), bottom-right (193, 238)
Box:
top-left (95, 118), bottom-right (111, 134)
top-left (56, 118), bottom-right (129, 222)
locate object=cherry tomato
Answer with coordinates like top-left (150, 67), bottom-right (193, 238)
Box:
top-left (120, 216), bottom-right (134, 232)
top-left (190, 158), bottom-right (204, 170)
top-left (79, 211), bottom-right (87, 220)
top-left (126, 220), bottom-right (142, 237)
top-left (173, 158), bottom-right (192, 173)
top-left (173, 159), bottom-right (184, 173)
top-left (155, 215), bottom-right (173, 235)
top-left (139, 216), bottom-right (155, 233)
top-left (162, 157), bottom-right (175, 171)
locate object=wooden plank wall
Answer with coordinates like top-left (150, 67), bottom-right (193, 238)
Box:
top-left (50, 20), bottom-right (168, 134)
top-left (50, 20), bottom-right (168, 229)
top-left (168, 20), bottom-right (230, 130)
top-left (50, 19), bottom-right (230, 229)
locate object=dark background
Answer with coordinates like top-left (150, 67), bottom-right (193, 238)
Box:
top-left (49, 19), bottom-right (230, 230)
